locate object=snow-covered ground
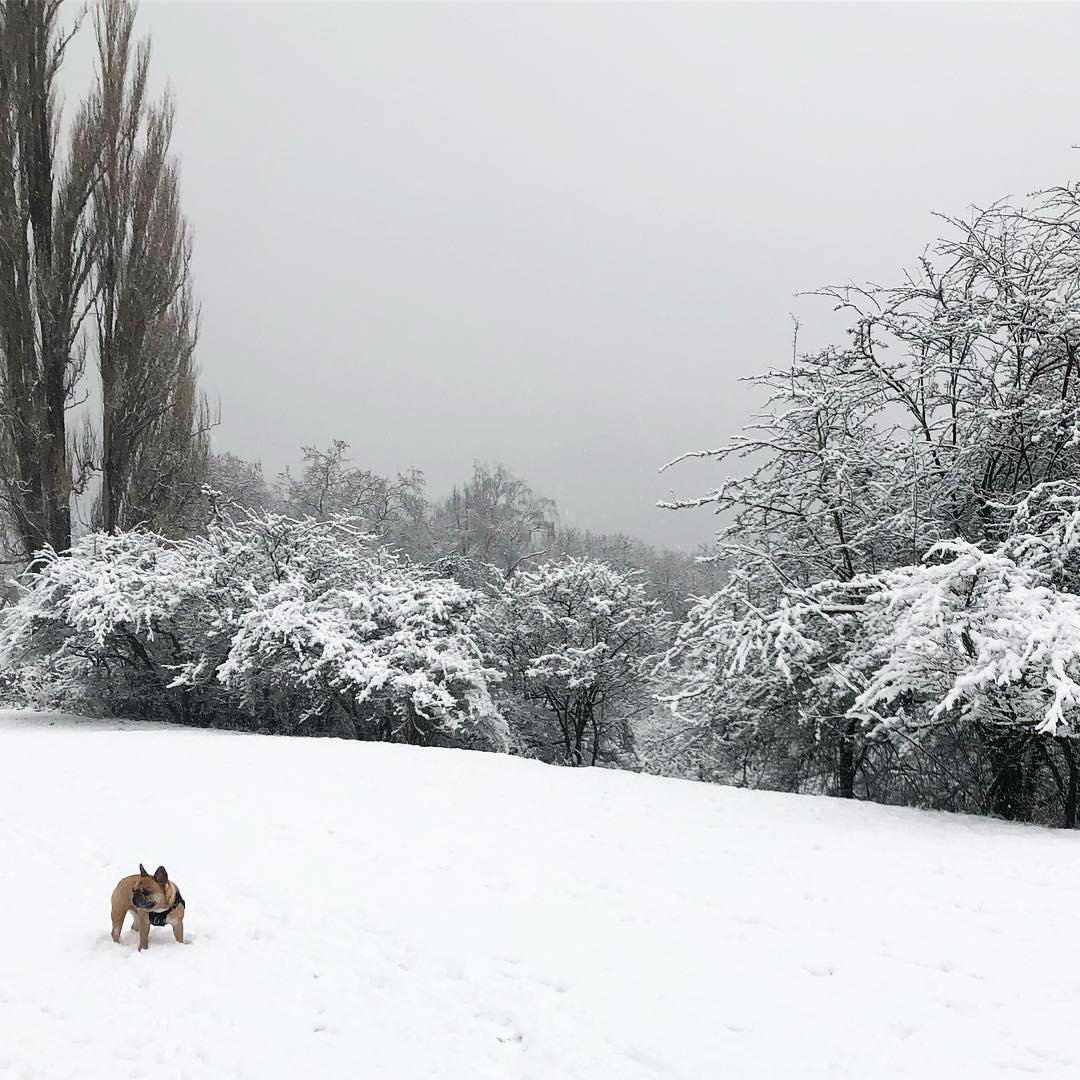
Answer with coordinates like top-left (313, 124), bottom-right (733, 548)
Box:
top-left (1, 711), bottom-right (1078, 1079)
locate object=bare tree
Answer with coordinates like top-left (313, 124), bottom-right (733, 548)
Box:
top-left (90, 0), bottom-right (212, 535)
top-left (277, 439), bottom-right (428, 552)
top-left (0, 0), bottom-right (98, 562)
top-left (432, 462), bottom-right (556, 574)
top-left (0, 0), bottom-right (210, 557)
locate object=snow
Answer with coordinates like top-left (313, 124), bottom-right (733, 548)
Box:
top-left (2, 711), bottom-right (1079, 1079)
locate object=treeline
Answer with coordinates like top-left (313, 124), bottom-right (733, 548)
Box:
top-left (204, 443), bottom-right (719, 621)
top-left (0, 444), bottom-right (718, 768)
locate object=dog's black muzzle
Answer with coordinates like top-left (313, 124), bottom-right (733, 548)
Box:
top-left (131, 888), bottom-right (155, 910)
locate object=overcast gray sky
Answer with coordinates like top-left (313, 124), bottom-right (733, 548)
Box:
top-left (63, 2), bottom-right (1080, 550)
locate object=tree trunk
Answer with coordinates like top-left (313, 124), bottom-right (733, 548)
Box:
top-left (24, 10), bottom-right (69, 555)
top-left (985, 732), bottom-right (1028, 821)
top-left (1058, 737), bottom-right (1078, 829)
top-left (836, 717), bottom-right (858, 799)
top-left (570, 701), bottom-right (586, 766)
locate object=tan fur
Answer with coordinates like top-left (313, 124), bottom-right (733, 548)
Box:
top-left (109, 864), bottom-right (185, 951)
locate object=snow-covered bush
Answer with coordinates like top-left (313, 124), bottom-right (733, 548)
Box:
top-left (0, 531), bottom-right (217, 722)
top-left (663, 482), bottom-right (1080, 820)
top-left (1, 515), bottom-right (507, 749)
top-left (485, 558), bottom-right (671, 765)
top-left (210, 520), bottom-right (505, 747)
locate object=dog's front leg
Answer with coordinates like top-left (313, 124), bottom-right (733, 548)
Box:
top-left (136, 910), bottom-right (150, 952)
top-left (170, 913), bottom-right (184, 944)
top-left (109, 895), bottom-right (128, 943)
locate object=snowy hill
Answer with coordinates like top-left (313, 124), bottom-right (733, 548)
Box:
top-left (1, 712), bottom-right (1078, 1079)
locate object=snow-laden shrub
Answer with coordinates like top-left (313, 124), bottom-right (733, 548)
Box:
top-left (209, 523), bottom-right (506, 747)
top-left (662, 481), bottom-right (1080, 819)
top-left (1, 515), bottom-right (507, 749)
top-left (709, 483), bottom-right (1080, 741)
top-left (0, 531), bottom-right (217, 722)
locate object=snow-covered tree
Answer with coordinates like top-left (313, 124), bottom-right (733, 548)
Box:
top-left (675, 483), bottom-right (1080, 820)
top-left (486, 558), bottom-right (670, 765)
top-left (846, 482), bottom-right (1080, 820)
top-left (556, 526), bottom-right (724, 621)
top-left (201, 452), bottom-right (273, 520)
top-left (662, 188), bottom-right (1080, 822)
top-left (659, 345), bottom-right (921, 798)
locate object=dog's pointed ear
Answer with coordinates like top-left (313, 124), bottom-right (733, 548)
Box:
top-left (139, 863), bottom-right (149, 877)
top-left (153, 866), bottom-right (168, 885)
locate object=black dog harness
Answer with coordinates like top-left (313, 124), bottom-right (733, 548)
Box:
top-left (148, 890), bottom-right (185, 927)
